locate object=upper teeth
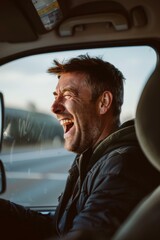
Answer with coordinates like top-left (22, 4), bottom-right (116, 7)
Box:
top-left (60, 119), bottom-right (73, 125)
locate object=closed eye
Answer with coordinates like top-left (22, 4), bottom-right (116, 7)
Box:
top-left (63, 93), bottom-right (72, 99)
top-left (63, 89), bottom-right (78, 99)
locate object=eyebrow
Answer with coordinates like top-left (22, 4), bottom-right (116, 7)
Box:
top-left (53, 87), bottom-right (79, 96)
top-left (53, 91), bottom-right (58, 96)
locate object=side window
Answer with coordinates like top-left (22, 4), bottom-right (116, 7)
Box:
top-left (0, 46), bottom-right (157, 208)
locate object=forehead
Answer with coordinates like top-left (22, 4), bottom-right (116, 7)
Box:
top-left (55, 72), bottom-right (89, 92)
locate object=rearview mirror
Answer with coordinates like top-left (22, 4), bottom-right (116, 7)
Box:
top-left (0, 92), bottom-right (6, 193)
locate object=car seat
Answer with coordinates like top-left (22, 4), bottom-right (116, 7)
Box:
top-left (112, 62), bottom-right (160, 240)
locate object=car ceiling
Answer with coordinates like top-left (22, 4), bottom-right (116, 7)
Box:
top-left (0, 0), bottom-right (160, 63)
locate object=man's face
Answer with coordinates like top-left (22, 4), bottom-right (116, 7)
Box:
top-left (51, 72), bottom-right (102, 153)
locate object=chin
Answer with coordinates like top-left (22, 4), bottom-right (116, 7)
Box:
top-left (65, 141), bottom-right (75, 152)
top-left (65, 143), bottom-right (80, 154)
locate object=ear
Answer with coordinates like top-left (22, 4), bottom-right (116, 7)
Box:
top-left (98, 91), bottom-right (113, 115)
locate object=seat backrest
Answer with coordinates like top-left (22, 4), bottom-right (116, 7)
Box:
top-left (112, 62), bottom-right (160, 240)
top-left (135, 62), bottom-right (160, 171)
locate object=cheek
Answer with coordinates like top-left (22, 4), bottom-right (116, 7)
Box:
top-left (66, 99), bottom-right (83, 113)
top-left (64, 100), bottom-right (75, 112)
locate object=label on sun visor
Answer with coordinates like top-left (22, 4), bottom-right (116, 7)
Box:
top-left (32, 0), bottom-right (63, 30)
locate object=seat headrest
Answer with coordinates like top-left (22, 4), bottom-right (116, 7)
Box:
top-left (135, 63), bottom-right (160, 171)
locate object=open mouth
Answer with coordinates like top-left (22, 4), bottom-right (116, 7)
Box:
top-left (60, 119), bottom-right (74, 134)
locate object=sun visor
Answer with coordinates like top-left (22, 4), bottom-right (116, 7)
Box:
top-left (0, 0), bottom-right (38, 43)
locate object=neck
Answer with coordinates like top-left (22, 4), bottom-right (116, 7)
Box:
top-left (94, 117), bottom-right (119, 148)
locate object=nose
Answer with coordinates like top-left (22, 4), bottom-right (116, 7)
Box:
top-left (51, 100), bottom-right (65, 114)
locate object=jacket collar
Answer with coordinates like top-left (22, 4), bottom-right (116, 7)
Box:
top-left (69, 120), bottom-right (136, 182)
top-left (88, 120), bottom-right (137, 170)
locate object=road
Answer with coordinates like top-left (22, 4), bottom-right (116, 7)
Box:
top-left (0, 147), bottom-right (76, 207)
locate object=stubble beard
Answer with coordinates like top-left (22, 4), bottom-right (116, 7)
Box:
top-left (64, 122), bottom-right (100, 154)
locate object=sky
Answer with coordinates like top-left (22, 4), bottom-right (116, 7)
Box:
top-left (0, 46), bottom-right (157, 122)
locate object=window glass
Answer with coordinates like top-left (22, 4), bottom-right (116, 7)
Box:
top-left (0, 46), bottom-right (157, 207)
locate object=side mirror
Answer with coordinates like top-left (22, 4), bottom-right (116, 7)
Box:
top-left (0, 92), bottom-right (4, 151)
top-left (0, 92), bottom-right (6, 193)
top-left (0, 160), bottom-right (6, 193)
